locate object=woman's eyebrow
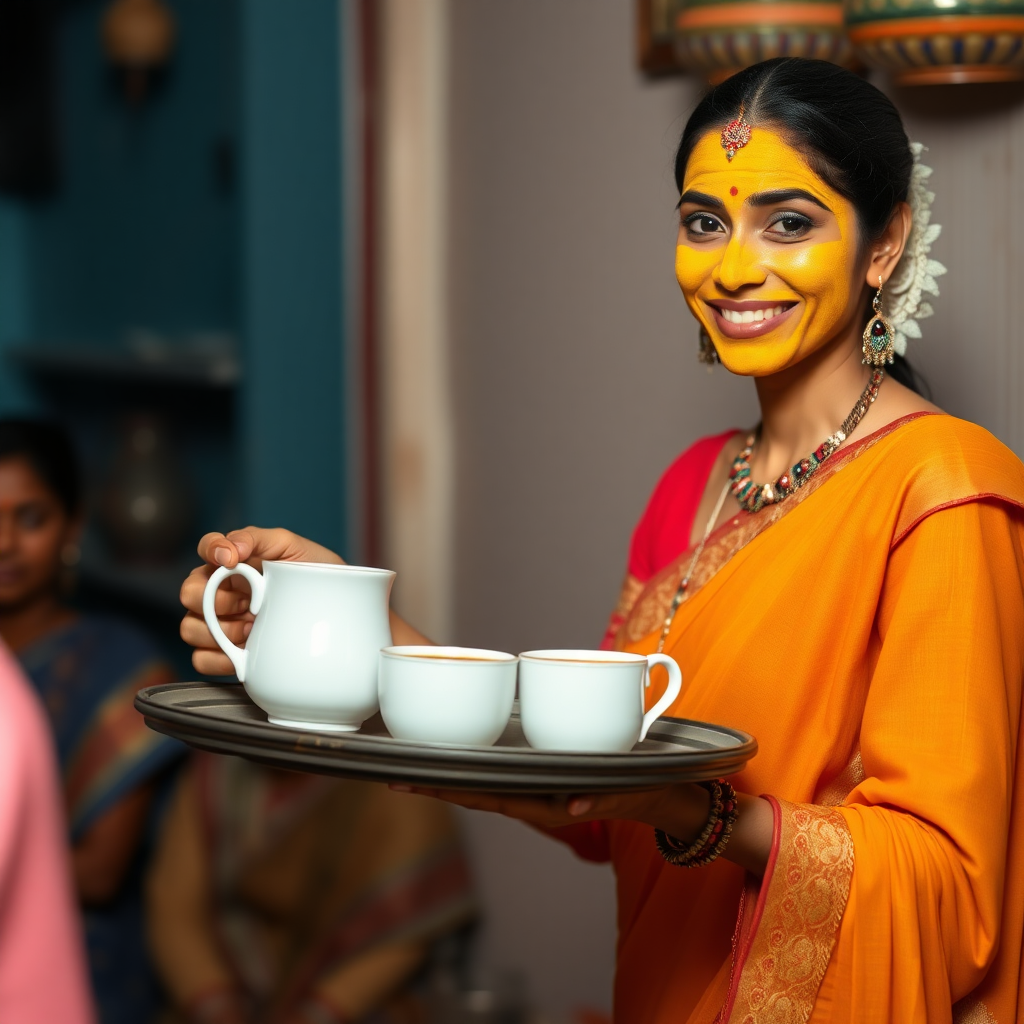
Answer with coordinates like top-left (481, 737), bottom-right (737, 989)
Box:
top-left (678, 190), bottom-right (724, 209)
top-left (747, 188), bottom-right (831, 212)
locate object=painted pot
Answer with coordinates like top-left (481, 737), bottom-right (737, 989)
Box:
top-left (672, 0), bottom-right (856, 83)
top-left (845, 0), bottom-right (1024, 83)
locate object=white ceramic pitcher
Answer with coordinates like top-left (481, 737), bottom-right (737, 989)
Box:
top-left (203, 560), bottom-right (395, 731)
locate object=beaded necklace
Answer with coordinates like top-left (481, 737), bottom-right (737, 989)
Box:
top-left (730, 369), bottom-right (884, 514)
top-left (654, 369), bottom-right (885, 654)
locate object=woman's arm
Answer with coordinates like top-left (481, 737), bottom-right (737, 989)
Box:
top-left (179, 528), bottom-right (431, 676)
top-left (393, 783), bottom-right (775, 876)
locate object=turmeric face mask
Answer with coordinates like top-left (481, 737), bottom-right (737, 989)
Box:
top-left (676, 128), bottom-right (863, 377)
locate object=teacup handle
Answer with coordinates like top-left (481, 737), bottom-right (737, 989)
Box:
top-left (202, 564), bottom-right (266, 683)
top-left (640, 653), bottom-right (684, 742)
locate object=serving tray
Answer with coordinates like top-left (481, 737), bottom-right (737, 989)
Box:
top-left (136, 682), bottom-right (757, 793)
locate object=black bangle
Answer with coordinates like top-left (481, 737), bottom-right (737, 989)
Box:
top-left (654, 779), bottom-right (738, 868)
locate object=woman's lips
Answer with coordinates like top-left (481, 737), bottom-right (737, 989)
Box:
top-left (706, 300), bottom-right (797, 340)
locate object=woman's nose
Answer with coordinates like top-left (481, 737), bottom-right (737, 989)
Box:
top-left (713, 235), bottom-right (767, 293)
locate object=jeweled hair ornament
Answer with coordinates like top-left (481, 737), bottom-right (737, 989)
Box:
top-left (885, 142), bottom-right (946, 356)
top-left (721, 115), bottom-right (752, 161)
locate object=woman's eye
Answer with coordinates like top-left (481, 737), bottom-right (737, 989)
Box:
top-left (767, 213), bottom-right (813, 238)
top-left (16, 506), bottom-right (48, 530)
top-left (684, 214), bottom-right (724, 237)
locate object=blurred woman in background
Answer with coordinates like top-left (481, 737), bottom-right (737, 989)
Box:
top-left (148, 754), bottom-right (475, 1024)
top-left (0, 419), bottom-right (184, 1024)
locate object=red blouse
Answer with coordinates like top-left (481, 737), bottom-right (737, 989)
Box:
top-left (626, 429), bottom-right (738, 583)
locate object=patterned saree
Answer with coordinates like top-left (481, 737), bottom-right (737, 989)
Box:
top-left (563, 413), bottom-right (1024, 1024)
top-left (149, 754), bottom-right (477, 1022)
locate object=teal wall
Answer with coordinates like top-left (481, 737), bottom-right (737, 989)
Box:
top-left (30, 0), bottom-right (239, 342)
top-left (240, 0), bottom-right (346, 555)
top-left (0, 0), bottom-right (349, 557)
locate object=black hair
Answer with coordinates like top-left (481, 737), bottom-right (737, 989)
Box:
top-left (0, 419), bottom-right (81, 516)
top-left (675, 57), bottom-right (928, 396)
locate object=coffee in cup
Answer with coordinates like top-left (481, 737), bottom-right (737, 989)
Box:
top-left (517, 649), bottom-right (683, 752)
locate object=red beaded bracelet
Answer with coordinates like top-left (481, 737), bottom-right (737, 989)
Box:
top-left (654, 779), bottom-right (738, 868)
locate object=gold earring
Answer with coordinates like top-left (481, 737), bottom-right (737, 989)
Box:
top-left (862, 276), bottom-right (895, 367)
top-left (698, 326), bottom-right (719, 370)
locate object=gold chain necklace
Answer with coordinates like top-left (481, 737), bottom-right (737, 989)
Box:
top-left (655, 478), bottom-right (731, 654)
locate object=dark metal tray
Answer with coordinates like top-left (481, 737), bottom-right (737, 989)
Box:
top-left (136, 682), bottom-right (757, 793)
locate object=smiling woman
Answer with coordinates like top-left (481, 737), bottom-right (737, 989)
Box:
top-left (180, 58), bottom-right (1024, 1024)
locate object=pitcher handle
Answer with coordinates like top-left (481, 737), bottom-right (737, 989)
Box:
top-left (202, 564), bottom-right (266, 683)
top-left (639, 653), bottom-right (683, 742)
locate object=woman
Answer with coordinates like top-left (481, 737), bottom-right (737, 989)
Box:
top-left (179, 60), bottom-right (1024, 1022)
top-left (147, 753), bottom-right (475, 1024)
top-left (0, 419), bottom-right (184, 1023)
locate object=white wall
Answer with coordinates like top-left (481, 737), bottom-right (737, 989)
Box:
top-left (425, 5), bottom-right (1024, 1021)
top-left (445, 2), bottom-right (755, 1020)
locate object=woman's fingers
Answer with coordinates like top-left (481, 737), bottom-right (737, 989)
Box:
top-left (396, 786), bottom-right (580, 827)
top-left (197, 527), bottom-right (344, 572)
top-left (180, 611), bottom-right (251, 650)
top-left (180, 565), bottom-right (254, 616)
top-left (191, 649), bottom-right (238, 677)
top-left (392, 784), bottom-right (666, 829)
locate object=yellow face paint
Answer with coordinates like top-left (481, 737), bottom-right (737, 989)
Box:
top-left (676, 128), bottom-right (863, 377)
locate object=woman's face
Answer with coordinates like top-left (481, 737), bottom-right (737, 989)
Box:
top-left (676, 127), bottom-right (867, 376)
top-left (0, 457), bottom-right (77, 610)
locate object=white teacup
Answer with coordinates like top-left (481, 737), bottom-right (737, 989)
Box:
top-left (518, 649), bottom-right (683, 752)
top-left (203, 560), bottom-right (395, 732)
top-left (378, 646), bottom-right (518, 747)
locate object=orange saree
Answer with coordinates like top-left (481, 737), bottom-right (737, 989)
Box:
top-left (576, 413), bottom-right (1024, 1023)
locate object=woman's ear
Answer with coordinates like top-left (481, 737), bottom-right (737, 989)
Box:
top-left (867, 201), bottom-right (912, 289)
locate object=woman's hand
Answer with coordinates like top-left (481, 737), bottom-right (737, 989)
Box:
top-left (391, 783), bottom-right (710, 838)
top-left (180, 528), bottom-right (345, 676)
top-left (179, 526), bottom-right (433, 675)
top-left (396, 783), bottom-right (775, 875)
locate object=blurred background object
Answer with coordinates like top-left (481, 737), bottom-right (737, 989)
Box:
top-left (98, 414), bottom-right (194, 563)
top-left (672, 0), bottom-right (856, 85)
top-left (102, 0), bottom-right (177, 103)
top-left (147, 757), bottom-right (476, 1024)
top-left (636, 0), bottom-right (1024, 84)
top-left (845, 0), bottom-right (1024, 85)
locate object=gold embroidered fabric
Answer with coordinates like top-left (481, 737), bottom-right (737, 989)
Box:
top-left (814, 751), bottom-right (864, 808)
top-left (728, 801), bottom-right (854, 1024)
top-left (952, 997), bottom-right (997, 1024)
top-left (611, 572), bottom-right (644, 625)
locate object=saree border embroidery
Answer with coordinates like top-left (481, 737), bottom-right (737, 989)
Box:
top-left (724, 798), bottom-right (854, 1024)
top-left (814, 750), bottom-right (864, 807)
top-left (952, 997), bottom-right (998, 1024)
top-left (617, 420), bottom-right (907, 648)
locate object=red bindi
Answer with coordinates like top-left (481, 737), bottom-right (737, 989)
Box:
top-left (730, 186), bottom-right (739, 196)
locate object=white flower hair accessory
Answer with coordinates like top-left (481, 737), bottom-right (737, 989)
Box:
top-left (885, 141), bottom-right (946, 357)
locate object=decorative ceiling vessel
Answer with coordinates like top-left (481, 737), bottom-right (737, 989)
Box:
top-left (672, 0), bottom-right (856, 83)
top-left (844, 0), bottom-right (1024, 83)
top-left (101, 0), bottom-right (176, 102)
